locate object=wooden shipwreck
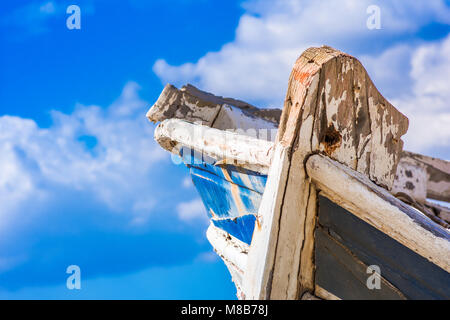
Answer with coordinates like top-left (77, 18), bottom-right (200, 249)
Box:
top-left (147, 46), bottom-right (450, 300)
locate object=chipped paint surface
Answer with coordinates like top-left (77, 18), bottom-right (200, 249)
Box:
top-left (180, 148), bottom-right (267, 194)
top-left (147, 84), bottom-right (221, 125)
top-left (181, 150), bottom-right (267, 245)
top-left (402, 151), bottom-right (450, 202)
top-left (311, 55), bottom-right (408, 190)
top-left (214, 105), bottom-right (278, 141)
top-left (212, 215), bottom-right (257, 245)
top-left (155, 118), bottom-right (275, 174)
top-left (206, 224), bottom-right (249, 297)
top-left (392, 158), bottom-right (428, 203)
top-left (245, 46), bottom-right (412, 300)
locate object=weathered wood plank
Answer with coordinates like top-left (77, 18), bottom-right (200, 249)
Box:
top-left (154, 119), bottom-right (274, 173)
top-left (148, 84), bottom-right (221, 126)
top-left (259, 48), bottom-right (326, 300)
top-left (317, 195), bottom-right (450, 299)
top-left (206, 224), bottom-right (248, 298)
top-left (211, 215), bottom-right (257, 246)
top-left (366, 75), bottom-right (409, 189)
top-left (315, 285), bottom-right (341, 300)
top-left (274, 46), bottom-right (408, 299)
top-left (310, 51), bottom-right (408, 189)
top-left (315, 222), bottom-right (407, 300)
top-left (190, 166), bottom-right (262, 219)
top-left (306, 153), bottom-right (450, 272)
top-left (181, 150), bottom-right (267, 245)
top-left (298, 183), bottom-right (317, 293)
top-left (402, 151), bottom-right (450, 203)
top-left (213, 105), bottom-right (278, 141)
top-left (243, 143), bottom-right (291, 299)
top-left (181, 150), bottom-right (267, 195)
top-left (206, 224), bottom-right (248, 274)
top-left (148, 84), bottom-right (280, 141)
top-left (392, 157), bottom-right (428, 204)
top-left (391, 153), bottom-right (450, 226)
top-left (270, 70), bottom-right (321, 299)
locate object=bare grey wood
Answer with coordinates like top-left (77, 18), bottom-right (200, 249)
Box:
top-left (306, 153), bottom-right (450, 272)
top-left (316, 195), bottom-right (449, 299)
top-left (315, 223), bottom-right (407, 300)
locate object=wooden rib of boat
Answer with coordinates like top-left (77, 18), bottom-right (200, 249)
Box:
top-left (147, 46), bottom-right (450, 300)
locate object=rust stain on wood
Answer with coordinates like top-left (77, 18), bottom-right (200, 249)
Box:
top-left (320, 123), bottom-right (342, 156)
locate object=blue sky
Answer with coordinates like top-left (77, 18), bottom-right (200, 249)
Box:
top-left (0, 0), bottom-right (450, 299)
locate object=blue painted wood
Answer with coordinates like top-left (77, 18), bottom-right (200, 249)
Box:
top-left (316, 195), bottom-right (450, 300)
top-left (190, 167), bottom-right (263, 219)
top-left (179, 147), bottom-right (267, 245)
top-left (212, 215), bottom-right (257, 245)
top-left (180, 147), bottom-right (267, 194)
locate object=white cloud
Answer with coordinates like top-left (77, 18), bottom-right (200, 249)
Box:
top-left (0, 255), bottom-right (27, 273)
top-left (390, 34), bottom-right (450, 155)
top-left (195, 251), bottom-right (218, 263)
top-left (360, 44), bottom-right (414, 98)
top-left (0, 82), bottom-right (168, 229)
top-left (1, 1), bottom-right (59, 34)
top-left (176, 199), bottom-right (208, 223)
top-left (39, 2), bottom-right (56, 14)
top-left (153, 0), bottom-right (450, 107)
top-left (153, 0), bottom-right (450, 158)
top-left (182, 176), bottom-right (193, 188)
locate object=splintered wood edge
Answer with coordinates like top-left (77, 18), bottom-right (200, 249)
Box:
top-left (277, 46), bottom-right (409, 190)
top-left (206, 224), bottom-right (248, 274)
top-left (314, 285), bottom-right (341, 300)
top-left (206, 224), bottom-right (249, 299)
